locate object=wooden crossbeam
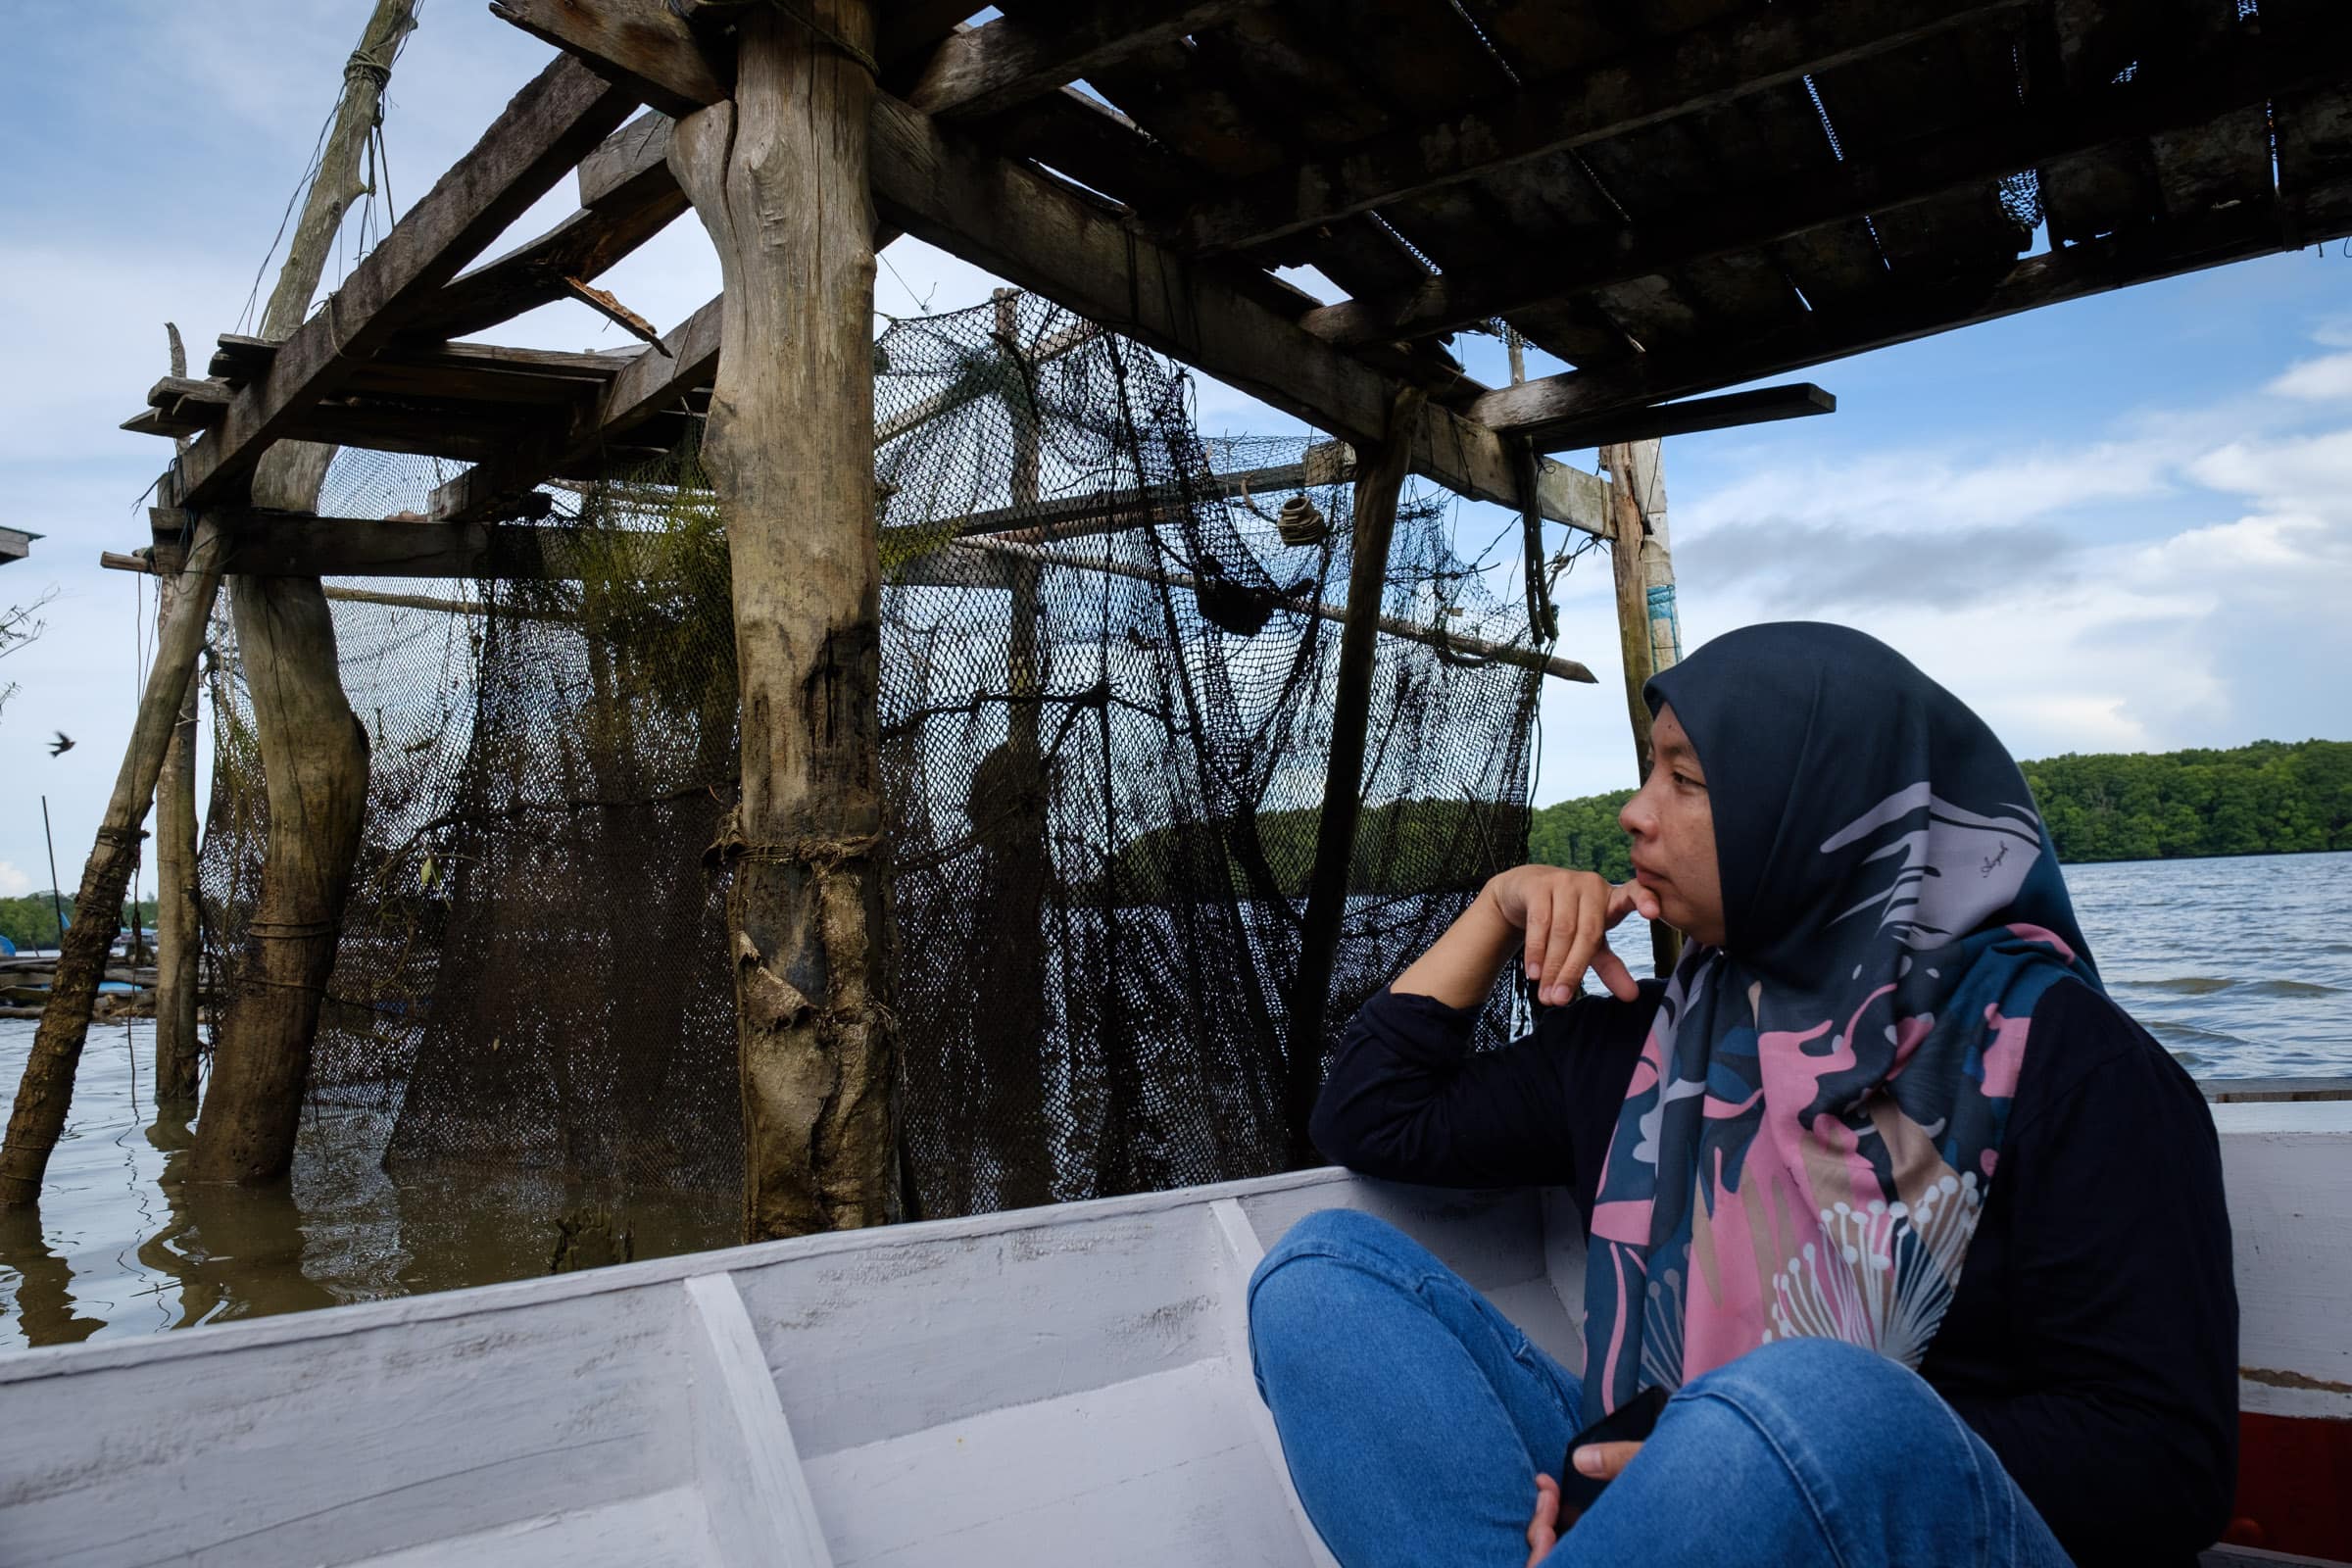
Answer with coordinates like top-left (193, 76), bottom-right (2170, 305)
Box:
top-left (865, 94), bottom-right (1608, 531)
top-left (906, 3), bottom-right (1265, 122)
top-left (1173, 0), bottom-right (2029, 256)
top-left (429, 296), bottom-right (724, 521)
top-left (1470, 210), bottom-right (2306, 446)
top-left (160, 57), bottom-right (641, 511)
top-left (489, 0), bottom-right (1610, 535)
top-left (133, 510), bottom-right (600, 578)
top-left (1298, 11), bottom-right (2352, 351)
top-left (399, 114), bottom-right (691, 340)
top-left (1537, 384), bottom-right (1836, 455)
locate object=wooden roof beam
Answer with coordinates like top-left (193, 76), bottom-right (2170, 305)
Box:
top-left (490, 0), bottom-right (1610, 536)
top-left (400, 111), bottom-right (692, 340)
top-left (137, 510), bottom-right (597, 579)
top-left (1470, 209), bottom-right (2308, 447)
top-left (906, 2), bottom-right (1267, 122)
top-left (1536, 384), bottom-right (1836, 454)
top-left (429, 294), bottom-right (724, 521)
top-left (1175, 0), bottom-right (2029, 257)
top-left (1301, 10), bottom-right (2352, 352)
top-left (160, 56), bottom-right (640, 511)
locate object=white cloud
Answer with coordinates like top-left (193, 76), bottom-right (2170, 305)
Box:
top-left (0, 861), bottom-right (30, 898)
top-left (2266, 352), bottom-right (2352, 401)
top-left (1532, 366), bottom-right (2352, 802)
top-left (1678, 436), bottom-right (2174, 539)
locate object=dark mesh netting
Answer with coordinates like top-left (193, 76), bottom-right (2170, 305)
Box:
top-left (198, 293), bottom-right (1550, 1220)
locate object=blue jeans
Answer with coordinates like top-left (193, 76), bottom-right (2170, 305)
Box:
top-left (1247, 1208), bottom-right (2072, 1568)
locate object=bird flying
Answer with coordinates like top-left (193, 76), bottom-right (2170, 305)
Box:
top-left (48, 732), bottom-right (73, 758)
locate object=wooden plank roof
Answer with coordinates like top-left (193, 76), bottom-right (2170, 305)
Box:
top-left (126, 0), bottom-right (2352, 531)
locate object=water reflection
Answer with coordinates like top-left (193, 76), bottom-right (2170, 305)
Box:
top-left (0, 1205), bottom-right (105, 1346)
top-left (0, 1025), bottom-right (735, 1351)
top-left (137, 1110), bottom-right (341, 1328)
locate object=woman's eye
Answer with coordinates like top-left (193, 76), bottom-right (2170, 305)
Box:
top-left (1673, 772), bottom-right (1705, 792)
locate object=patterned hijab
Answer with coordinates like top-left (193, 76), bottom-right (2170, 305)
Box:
top-left (1578, 622), bottom-right (2101, 1422)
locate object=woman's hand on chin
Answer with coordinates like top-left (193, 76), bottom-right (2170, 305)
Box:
top-left (1484, 864), bottom-right (1653, 1005)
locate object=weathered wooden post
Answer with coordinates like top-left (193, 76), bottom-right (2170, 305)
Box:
top-left (0, 522), bottom-right (228, 1207)
top-left (1602, 437), bottom-right (1684, 976)
top-left (191, 0), bottom-right (415, 1183)
top-left (1285, 385), bottom-right (1428, 1163)
top-left (669, 0), bottom-right (901, 1240)
top-left (154, 325), bottom-right (204, 1109)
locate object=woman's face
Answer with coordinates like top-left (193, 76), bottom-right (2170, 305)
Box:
top-left (1618, 704), bottom-right (1728, 948)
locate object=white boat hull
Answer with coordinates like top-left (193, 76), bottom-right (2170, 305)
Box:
top-left (1, 1101), bottom-right (2344, 1567)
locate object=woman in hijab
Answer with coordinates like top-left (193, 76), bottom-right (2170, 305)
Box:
top-left (1249, 623), bottom-right (2236, 1568)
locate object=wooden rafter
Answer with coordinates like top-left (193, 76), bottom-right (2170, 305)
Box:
top-left (1470, 209), bottom-right (2297, 446)
top-left (162, 57), bottom-right (641, 510)
top-left (488, 0), bottom-right (1610, 535)
top-left (429, 295), bottom-right (724, 521)
top-left (399, 115), bottom-right (691, 340)
top-left (1538, 384), bottom-right (1837, 455)
top-left (1298, 11), bottom-right (2352, 351)
top-left (906, 2), bottom-right (1267, 122)
top-left (1172, 0), bottom-right (2029, 256)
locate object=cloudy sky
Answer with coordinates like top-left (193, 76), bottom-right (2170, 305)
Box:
top-left (3, 3), bottom-right (2349, 902)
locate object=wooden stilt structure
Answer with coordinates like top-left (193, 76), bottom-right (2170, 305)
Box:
top-left (668, 0), bottom-right (900, 1242)
top-left (154, 324), bottom-right (204, 1109)
top-left (192, 0), bottom-right (415, 1184)
top-left (67, 0), bottom-right (2352, 1230)
top-left (0, 522), bottom-right (227, 1208)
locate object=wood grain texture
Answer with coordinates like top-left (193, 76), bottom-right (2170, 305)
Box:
top-left (686, 1273), bottom-right (835, 1566)
top-left (1176, 0), bottom-right (2030, 254)
top-left (167, 56), bottom-right (638, 508)
top-left (1299, 15), bottom-right (2340, 351)
top-left (906, 1), bottom-right (1262, 122)
top-left (492, 0), bottom-right (1607, 534)
top-left (2212, 1100), bottom-right (2352, 1420)
top-left (675, 3), bottom-right (902, 1243)
top-left (1466, 206), bottom-right (2308, 442)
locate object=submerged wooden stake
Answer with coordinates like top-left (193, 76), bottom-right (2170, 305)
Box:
top-left (672, 0), bottom-right (902, 1241)
top-left (154, 324), bottom-right (204, 1109)
top-left (0, 523), bottom-right (227, 1208)
top-left (1285, 385), bottom-right (1428, 1164)
top-left (193, 0), bottom-right (413, 1183)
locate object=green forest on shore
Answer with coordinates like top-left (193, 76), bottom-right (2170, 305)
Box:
top-left (0, 896), bottom-right (163, 955)
top-left (1531, 738), bottom-right (2352, 877)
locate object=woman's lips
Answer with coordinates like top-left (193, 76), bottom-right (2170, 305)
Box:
top-left (1631, 860), bottom-right (1671, 885)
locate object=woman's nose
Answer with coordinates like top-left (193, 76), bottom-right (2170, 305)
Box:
top-left (1618, 786), bottom-right (1653, 840)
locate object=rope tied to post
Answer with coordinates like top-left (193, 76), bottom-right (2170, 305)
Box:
top-left (244, 918), bottom-right (340, 942)
top-left (343, 47), bottom-right (394, 91)
top-left (706, 822), bottom-right (885, 874)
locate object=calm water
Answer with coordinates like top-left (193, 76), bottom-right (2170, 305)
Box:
top-left (4, 852), bottom-right (2345, 1353)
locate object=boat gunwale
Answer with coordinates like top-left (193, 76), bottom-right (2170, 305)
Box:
top-left (0, 1162), bottom-right (1386, 1383)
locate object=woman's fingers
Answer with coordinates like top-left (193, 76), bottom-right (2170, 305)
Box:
top-left (1526, 1475), bottom-right (1561, 1567)
top-left (1571, 1441), bottom-right (1644, 1481)
top-left (1522, 884), bottom-right (1551, 984)
top-left (1592, 946), bottom-right (1641, 1004)
top-left (1539, 876), bottom-right (1586, 1004)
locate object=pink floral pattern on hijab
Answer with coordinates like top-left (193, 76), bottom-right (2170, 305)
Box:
top-left (1578, 623), bottom-right (2101, 1422)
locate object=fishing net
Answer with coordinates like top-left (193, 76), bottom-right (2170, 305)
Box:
top-left (198, 293), bottom-right (1548, 1218)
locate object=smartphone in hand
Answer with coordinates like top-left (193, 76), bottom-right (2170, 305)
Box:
top-left (1553, 1385), bottom-right (1669, 1518)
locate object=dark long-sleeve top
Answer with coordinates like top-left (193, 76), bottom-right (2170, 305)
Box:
top-left (1311, 978), bottom-right (2239, 1568)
